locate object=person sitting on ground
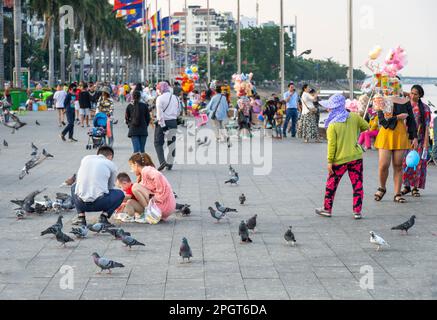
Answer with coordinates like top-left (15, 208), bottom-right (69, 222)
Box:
top-left (72, 146), bottom-right (125, 226)
top-left (114, 172), bottom-right (144, 223)
top-left (128, 152), bottom-right (176, 223)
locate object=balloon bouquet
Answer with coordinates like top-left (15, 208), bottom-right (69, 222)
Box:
top-left (232, 73), bottom-right (254, 97)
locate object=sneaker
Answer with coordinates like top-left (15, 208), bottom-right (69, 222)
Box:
top-left (59, 134), bottom-right (66, 142)
top-left (72, 215), bottom-right (87, 226)
top-left (69, 138), bottom-right (78, 142)
top-left (354, 213), bottom-right (363, 220)
top-left (62, 121), bottom-right (66, 126)
top-left (99, 214), bottom-right (115, 227)
top-left (157, 162), bottom-right (168, 172)
top-left (315, 208), bottom-right (332, 218)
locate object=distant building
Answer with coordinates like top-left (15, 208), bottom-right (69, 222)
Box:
top-left (261, 21), bottom-right (277, 28)
top-left (172, 5), bottom-right (235, 50)
top-left (240, 15), bottom-right (257, 29)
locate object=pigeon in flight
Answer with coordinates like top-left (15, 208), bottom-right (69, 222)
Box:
top-left (41, 215), bottom-right (64, 237)
top-left (42, 149), bottom-right (54, 158)
top-left (391, 215), bottom-right (416, 234)
top-left (3, 113), bottom-right (26, 133)
top-left (92, 252), bottom-right (125, 274)
top-left (246, 215), bottom-right (257, 233)
top-left (370, 231), bottom-right (389, 251)
top-left (31, 142), bottom-right (38, 156)
top-left (215, 201), bottom-right (238, 214)
top-left (239, 194), bottom-right (246, 205)
top-left (225, 172), bottom-right (239, 185)
top-left (3, 140), bottom-right (8, 147)
top-left (55, 228), bottom-right (75, 247)
top-left (239, 221), bottom-right (252, 243)
top-left (284, 226), bottom-right (296, 246)
top-left (179, 237), bottom-right (193, 263)
top-left (70, 225), bottom-right (89, 239)
top-left (209, 207), bottom-right (226, 223)
top-left (121, 233), bottom-right (146, 249)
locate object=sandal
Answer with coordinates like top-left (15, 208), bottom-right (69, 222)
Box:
top-left (412, 188), bottom-right (421, 198)
top-left (374, 187), bottom-right (387, 202)
top-left (401, 186), bottom-right (411, 196)
top-left (394, 193), bottom-right (407, 203)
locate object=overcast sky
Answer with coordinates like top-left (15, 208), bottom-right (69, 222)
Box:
top-left (122, 0), bottom-right (437, 77)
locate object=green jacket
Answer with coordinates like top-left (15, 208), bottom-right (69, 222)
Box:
top-left (327, 113), bottom-right (370, 165)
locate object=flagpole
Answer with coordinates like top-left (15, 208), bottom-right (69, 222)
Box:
top-left (184, 0), bottom-right (188, 67)
top-left (145, 1), bottom-right (150, 83)
top-left (280, 0), bottom-right (285, 95)
top-left (348, 0), bottom-right (354, 99)
top-left (155, 0), bottom-right (159, 82)
top-left (207, 0), bottom-right (211, 85)
top-left (142, 0), bottom-right (146, 83)
top-left (237, 0), bottom-right (241, 74)
top-left (168, 0), bottom-right (172, 82)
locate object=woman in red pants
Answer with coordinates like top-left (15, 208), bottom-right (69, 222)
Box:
top-left (315, 94), bottom-right (370, 220)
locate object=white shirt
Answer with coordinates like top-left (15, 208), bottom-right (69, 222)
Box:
top-left (156, 92), bottom-right (181, 126)
top-left (301, 92), bottom-right (317, 115)
top-left (53, 90), bottom-right (67, 109)
top-left (75, 155), bottom-right (118, 202)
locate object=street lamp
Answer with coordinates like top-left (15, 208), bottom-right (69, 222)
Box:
top-left (298, 49), bottom-right (312, 58)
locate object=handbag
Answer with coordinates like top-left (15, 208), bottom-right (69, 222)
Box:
top-left (144, 198), bottom-right (162, 225)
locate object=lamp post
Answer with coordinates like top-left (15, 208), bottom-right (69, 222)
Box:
top-left (237, 0), bottom-right (241, 74)
top-left (280, 0), bottom-right (285, 95)
top-left (207, 0), bottom-right (211, 84)
top-left (348, 0), bottom-right (354, 99)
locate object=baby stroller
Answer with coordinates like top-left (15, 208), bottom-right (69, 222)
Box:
top-left (86, 112), bottom-right (107, 150)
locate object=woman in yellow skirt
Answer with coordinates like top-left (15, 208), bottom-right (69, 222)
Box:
top-left (374, 96), bottom-right (418, 203)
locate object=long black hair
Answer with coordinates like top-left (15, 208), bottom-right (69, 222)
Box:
top-left (131, 90), bottom-right (142, 127)
top-left (411, 84), bottom-right (426, 136)
top-left (300, 84), bottom-right (309, 97)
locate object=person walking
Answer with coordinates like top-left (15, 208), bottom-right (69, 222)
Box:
top-left (71, 146), bottom-right (124, 226)
top-left (53, 84), bottom-right (67, 127)
top-left (300, 84), bottom-right (320, 143)
top-left (79, 83), bottom-right (92, 127)
top-left (315, 94), bottom-right (370, 219)
top-left (125, 90), bottom-right (151, 153)
top-left (207, 85), bottom-right (229, 143)
top-left (60, 84), bottom-right (78, 142)
top-left (154, 81), bottom-right (181, 172)
top-left (283, 82), bottom-right (300, 138)
top-left (401, 85), bottom-right (431, 198)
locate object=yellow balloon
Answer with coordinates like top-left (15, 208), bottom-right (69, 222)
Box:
top-left (191, 65), bottom-right (198, 73)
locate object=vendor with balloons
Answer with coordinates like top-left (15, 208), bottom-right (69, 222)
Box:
top-left (401, 85), bottom-right (432, 198)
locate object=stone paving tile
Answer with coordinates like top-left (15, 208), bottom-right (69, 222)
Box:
top-left (1, 105), bottom-right (437, 300)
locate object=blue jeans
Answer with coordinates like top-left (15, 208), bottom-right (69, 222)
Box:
top-left (61, 111), bottom-right (75, 139)
top-left (131, 135), bottom-right (148, 153)
top-left (283, 108), bottom-right (298, 137)
top-left (71, 184), bottom-right (124, 218)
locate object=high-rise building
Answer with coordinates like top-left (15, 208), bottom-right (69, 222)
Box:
top-left (172, 5), bottom-right (235, 50)
top-left (240, 15), bottom-right (257, 29)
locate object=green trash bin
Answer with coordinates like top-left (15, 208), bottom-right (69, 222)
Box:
top-left (32, 90), bottom-right (43, 100)
top-left (10, 91), bottom-right (28, 111)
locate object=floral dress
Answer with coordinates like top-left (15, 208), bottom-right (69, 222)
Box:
top-left (402, 102), bottom-right (431, 190)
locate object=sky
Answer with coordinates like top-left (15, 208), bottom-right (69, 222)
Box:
top-left (114, 0), bottom-right (437, 77)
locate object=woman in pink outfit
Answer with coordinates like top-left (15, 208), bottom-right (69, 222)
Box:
top-left (128, 153), bottom-right (176, 221)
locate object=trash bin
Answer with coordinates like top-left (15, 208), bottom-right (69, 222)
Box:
top-left (10, 91), bottom-right (28, 111)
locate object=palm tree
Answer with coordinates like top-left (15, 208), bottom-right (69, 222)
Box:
top-left (13, 0), bottom-right (22, 88)
top-left (0, 0), bottom-right (5, 89)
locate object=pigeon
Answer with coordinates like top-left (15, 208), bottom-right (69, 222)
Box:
top-left (15, 209), bottom-right (25, 220)
top-left (34, 203), bottom-right (47, 214)
top-left (121, 233), bottom-right (146, 249)
top-left (102, 228), bottom-right (131, 240)
top-left (239, 194), bottom-right (246, 205)
top-left (19, 153), bottom-right (49, 180)
top-left (87, 223), bottom-right (107, 234)
top-left (176, 203), bottom-right (191, 216)
top-left (246, 215), bottom-right (257, 233)
top-left (31, 142), bottom-right (38, 156)
top-left (209, 207), bottom-right (226, 223)
top-left (92, 252), bottom-right (125, 274)
top-left (215, 201), bottom-right (238, 214)
top-left (35, 120), bottom-right (40, 126)
top-left (391, 215), bottom-right (416, 234)
top-left (3, 140), bottom-right (7, 147)
top-left (41, 215), bottom-right (64, 236)
top-left (56, 193), bottom-right (70, 201)
top-left (60, 174), bottom-right (76, 187)
top-left (43, 196), bottom-right (53, 209)
top-left (11, 188), bottom-right (47, 213)
top-left (70, 225), bottom-right (89, 238)
top-left (239, 221), bottom-right (252, 243)
top-left (42, 149), bottom-right (54, 158)
top-left (370, 231), bottom-right (389, 251)
top-left (3, 113), bottom-right (26, 133)
top-left (179, 237), bottom-right (192, 263)
top-left (225, 172), bottom-right (239, 185)
top-left (284, 226), bottom-right (296, 246)
top-left (55, 228), bottom-right (75, 247)
top-left (229, 165), bottom-right (236, 176)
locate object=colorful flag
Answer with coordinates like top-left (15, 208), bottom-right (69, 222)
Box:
top-left (150, 10), bottom-right (161, 30)
top-left (172, 21), bottom-right (180, 35)
top-left (113, 0), bottom-right (142, 12)
top-left (116, 9), bottom-right (137, 19)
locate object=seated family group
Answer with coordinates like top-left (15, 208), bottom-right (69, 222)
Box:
top-left (71, 146), bottom-right (176, 226)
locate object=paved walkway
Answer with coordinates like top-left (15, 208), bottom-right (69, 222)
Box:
top-left (0, 103), bottom-right (437, 300)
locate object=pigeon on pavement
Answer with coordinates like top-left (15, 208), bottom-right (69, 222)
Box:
top-left (179, 237), bottom-right (192, 263)
top-left (176, 203), bottom-right (191, 216)
top-left (92, 252), bottom-right (124, 274)
top-left (121, 233), bottom-right (146, 249)
top-left (370, 231), bottom-right (389, 251)
top-left (225, 172), bottom-right (239, 185)
top-left (215, 201), bottom-right (238, 214)
top-left (87, 223), bottom-right (107, 234)
top-left (284, 226), bottom-right (296, 246)
top-left (11, 188), bottom-right (47, 213)
top-left (209, 207), bottom-right (226, 223)
top-left (70, 225), bottom-right (89, 238)
top-left (102, 228), bottom-right (131, 240)
top-left (55, 228), bottom-right (75, 247)
top-left (246, 214), bottom-right (257, 233)
top-left (391, 215), bottom-right (416, 234)
top-left (41, 215), bottom-right (64, 236)
top-left (35, 120), bottom-right (40, 126)
top-left (239, 194), bottom-right (246, 205)
top-left (3, 140), bottom-right (7, 147)
top-left (239, 221), bottom-right (252, 243)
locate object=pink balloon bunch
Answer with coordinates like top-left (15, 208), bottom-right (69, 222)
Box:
top-left (382, 46), bottom-right (408, 77)
top-left (232, 73), bottom-right (254, 97)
